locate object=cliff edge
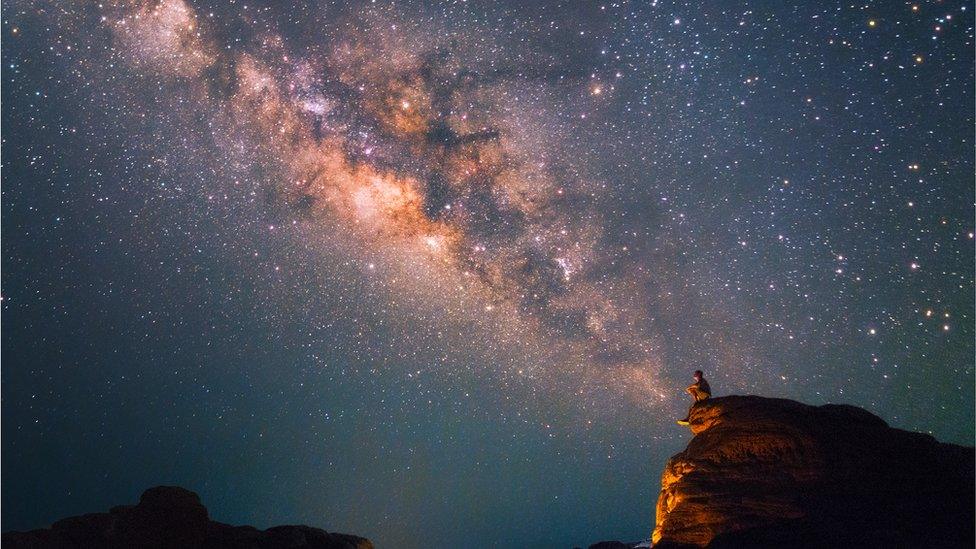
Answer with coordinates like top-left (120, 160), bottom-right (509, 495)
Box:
top-left (653, 395), bottom-right (974, 548)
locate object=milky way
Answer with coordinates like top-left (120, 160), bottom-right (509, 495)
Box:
top-left (3, 1), bottom-right (973, 547)
top-left (99, 0), bottom-right (703, 411)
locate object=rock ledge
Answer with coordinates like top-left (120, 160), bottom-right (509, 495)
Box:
top-left (653, 395), bottom-right (974, 548)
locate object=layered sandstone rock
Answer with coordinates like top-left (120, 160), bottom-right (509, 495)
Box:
top-left (652, 396), bottom-right (974, 548)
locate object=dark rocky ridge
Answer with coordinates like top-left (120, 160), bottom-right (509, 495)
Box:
top-left (2, 486), bottom-right (372, 549)
top-left (652, 395), bottom-right (974, 548)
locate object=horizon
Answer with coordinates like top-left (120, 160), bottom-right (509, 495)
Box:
top-left (2, 1), bottom-right (973, 547)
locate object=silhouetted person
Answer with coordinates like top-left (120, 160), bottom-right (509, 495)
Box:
top-left (677, 370), bottom-right (711, 425)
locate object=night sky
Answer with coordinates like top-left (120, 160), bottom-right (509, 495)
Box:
top-left (2, 1), bottom-right (973, 547)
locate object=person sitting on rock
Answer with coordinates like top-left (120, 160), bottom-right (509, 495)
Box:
top-left (677, 370), bottom-right (711, 425)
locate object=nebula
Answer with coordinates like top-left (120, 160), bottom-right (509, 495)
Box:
top-left (68, 0), bottom-right (713, 413)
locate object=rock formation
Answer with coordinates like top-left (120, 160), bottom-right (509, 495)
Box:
top-left (585, 541), bottom-right (641, 549)
top-left (3, 486), bottom-right (372, 549)
top-left (652, 395), bottom-right (974, 548)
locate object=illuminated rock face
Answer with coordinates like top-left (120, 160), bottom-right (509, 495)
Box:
top-left (652, 396), bottom-right (974, 548)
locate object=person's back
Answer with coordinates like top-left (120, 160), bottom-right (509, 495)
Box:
top-left (695, 376), bottom-right (711, 401)
top-left (678, 370), bottom-right (711, 424)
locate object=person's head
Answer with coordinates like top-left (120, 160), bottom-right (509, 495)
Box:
top-left (693, 370), bottom-right (703, 381)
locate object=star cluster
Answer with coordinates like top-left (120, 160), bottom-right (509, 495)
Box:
top-left (3, 1), bottom-right (973, 547)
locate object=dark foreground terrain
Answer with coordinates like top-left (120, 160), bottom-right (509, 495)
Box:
top-left (3, 486), bottom-right (372, 549)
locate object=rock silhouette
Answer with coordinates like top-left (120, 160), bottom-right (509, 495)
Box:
top-left (2, 486), bottom-right (372, 549)
top-left (653, 395), bottom-right (975, 548)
